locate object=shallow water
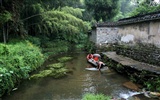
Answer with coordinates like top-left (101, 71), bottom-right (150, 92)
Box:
top-left (2, 52), bottom-right (154, 100)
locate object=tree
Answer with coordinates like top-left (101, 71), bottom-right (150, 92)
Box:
top-left (85, 0), bottom-right (120, 21)
top-left (129, 0), bottom-right (160, 16)
top-left (41, 0), bottom-right (82, 9)
top-left (35, 9), bottom-right (89, 43)
top-left (113, 0), bottom-right (137, 21)
top-left (0, 0), bottom-right (89, 44)
top-left (21, 1), bottom-right (90, 43)
top-left (0, 0), bottom-right (24, 43)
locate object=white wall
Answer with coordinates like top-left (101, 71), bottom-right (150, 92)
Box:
top-left (92, 20), bottom-right (160, 48)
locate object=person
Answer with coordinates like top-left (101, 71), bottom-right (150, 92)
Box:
top-left (97, 61), bottom-right (104, 70)
top-left (93, 55), bottom-right (102, 70)
top-left (88, 54), bottom-right (93, 59)
top-left (93, 56), bottom-right (99, 62)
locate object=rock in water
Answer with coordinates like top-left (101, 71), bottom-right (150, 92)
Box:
top-left (123, 81), bottom-right (140, 91)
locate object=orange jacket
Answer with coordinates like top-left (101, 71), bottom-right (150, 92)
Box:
top-left (94, 56), bottom-right (99, 61)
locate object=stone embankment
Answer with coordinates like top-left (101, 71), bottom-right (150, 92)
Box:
top-left (101, 51), bottom-right (160, 94)
top-left (102, 52), bottom-right (160, 74)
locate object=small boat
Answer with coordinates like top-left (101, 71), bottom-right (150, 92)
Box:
top-left (86, 54), bottom-right (106, 69)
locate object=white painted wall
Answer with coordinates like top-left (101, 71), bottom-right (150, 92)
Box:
top-left (91, 20), bottom-right (160, 48)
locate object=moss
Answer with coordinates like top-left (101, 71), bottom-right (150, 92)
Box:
top-left (50, 68), bottom-right (68, 78)
top-left (30, 67), bottom-right (69, 79)
top-left (30, 70), bottom-right (52, 79)
top-left (115, 63), bottom-right (125, 73)
top-left (47, 63), bottom-right (64, 69)
top-left (82, 93), bottom-right (111, 100)
top-left (31, 62), bottom-right (69, 79)
top-left (57, 57), bottom-right (73, 62)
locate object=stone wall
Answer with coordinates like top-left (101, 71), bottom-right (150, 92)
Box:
top-left (89, 28), bottom-right (97, 43)
top-left (96, 27), bottom-right (119, 44)
top-left (91, 20), bottom-right (160, 48)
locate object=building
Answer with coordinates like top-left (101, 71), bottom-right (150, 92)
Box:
top-left (90, 11), bottom-right (160, 48)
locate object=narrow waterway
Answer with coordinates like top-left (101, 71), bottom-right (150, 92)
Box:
top-left (2, 52), bottom-right (152, 100)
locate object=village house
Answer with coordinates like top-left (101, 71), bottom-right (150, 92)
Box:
top-left (90, 11), bottom-right (160, 48)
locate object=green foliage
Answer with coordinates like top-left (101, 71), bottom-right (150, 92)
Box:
top-left (30, 70), bottom-right (52, 79)
top-left (26, 36), bottom-right (41, 46)
top-left (82, 93), bottom-right (111, 100)
top-left (0, 44), bottom-right (10, 55)
top-left (31, 62), bottom-right (68, 79)
top-left (129, 1), bottom-right (160, 16)
top-left (61, 6), bottom-right (84, 19)
top-left (0, 11), bottom-right (12, 25)
top-left (9, 41), bottom-right (44, 70)
top-left (0, 0), bottom-right (24, 40)
top-left (21, 1), bottom-right (90, 44)
top-left (42, 40), bottom-right (70, 57)
top-left (144, 77), bottom-right (160, 92)
top-left (50, 67), bottom-right (68, 78)
top-left (39, 9), bottom-right (89, 42)
top-left (47, 63), bottom-right (65, 69)
top-left (40, 0), bottom-right (82, 9)
top-left (85, 0), bottom-right (120, 21)
top-left (73, 32), bottom-right (88, 50)
top-left (113, 11), bottom-right (123, 21)
top-left (58, 57), bottom-right (73, 62)
top-left (113, 0), bottom-right (160, 20)
top-left (113, 0), bottom-right (137, 21)
top-left (130, 75), bottom-right (137, 82)
top-left (84, 41), bottom-right (96, 53)
top-left (0, 41), bottom-right (45, 97)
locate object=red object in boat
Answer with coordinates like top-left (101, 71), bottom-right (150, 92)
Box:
top-left (86, 54), bottom-right (93, 60)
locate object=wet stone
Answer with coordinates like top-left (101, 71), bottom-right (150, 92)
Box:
top-left (123, 81), bottom-right (140, 91)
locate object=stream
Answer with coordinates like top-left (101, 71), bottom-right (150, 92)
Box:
top-left (2, 52), bottom-right (154, 100)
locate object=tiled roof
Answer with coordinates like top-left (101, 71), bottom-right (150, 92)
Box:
top-left (95, 11), bottom-right (160, 27)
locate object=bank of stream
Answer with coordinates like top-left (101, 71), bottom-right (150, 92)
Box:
top-left (2, 52), bottom-right (153, 100)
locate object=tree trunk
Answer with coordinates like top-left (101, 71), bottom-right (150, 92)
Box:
top-left (3, 24), bottom-right (6, 44)
top-left (6, 23), bottom-right (9, 41)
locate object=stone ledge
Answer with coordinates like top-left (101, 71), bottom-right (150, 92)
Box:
top-left (102, 52), bottom-right (160, 74)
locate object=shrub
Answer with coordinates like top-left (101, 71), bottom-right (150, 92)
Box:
top-left (0, 41), bottom-right (45, 97)
top-left (82, 93), bottom-right (111, 100)
top-left (26, 36), bottom-right (41, 46)
top-left (42, 40), bottom-right (70, 57)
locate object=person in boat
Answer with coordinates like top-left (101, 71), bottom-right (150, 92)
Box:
top-left (87, 54), bottom-right (104, 70)
top-left (97, 61), bottom-right (104, 70)
top-left (94, 54), bottom-right (106, 70)
top-left (93, 55), bottom-right (103, 70)
top-left (87, 54), bottom-right (93, 59)
top-left (93, 55), bottom-right (99, 62)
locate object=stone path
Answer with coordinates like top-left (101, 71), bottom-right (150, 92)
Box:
top-left (102, 52), bottom-right (160, 74)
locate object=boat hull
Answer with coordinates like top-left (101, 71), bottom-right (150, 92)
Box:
top-left (85, 67), bottom-right (108, 71)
